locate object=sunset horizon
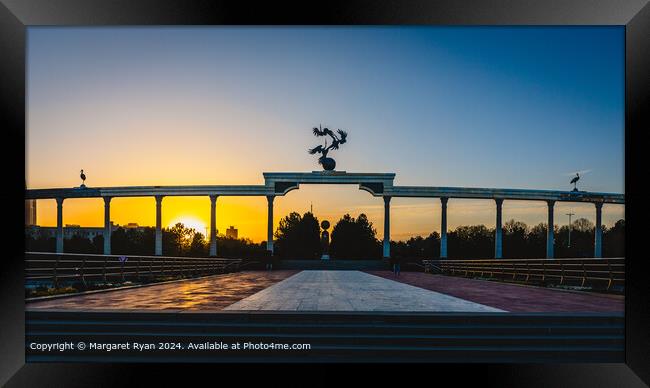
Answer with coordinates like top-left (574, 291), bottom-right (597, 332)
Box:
top-left (26, 26), bottom-right (624, 242)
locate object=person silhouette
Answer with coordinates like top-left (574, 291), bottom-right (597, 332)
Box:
top-left (391, 256), bottom-right (401, 277)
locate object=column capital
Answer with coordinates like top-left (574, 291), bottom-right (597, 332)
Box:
top-left (209, 194), bottom-right (219, 202)
top-left (103, 196), bottom-right (112, 204)
top-left (495, 198), bottom-right (504, 206)
top-left (383, 195), bottom-right (391, 204)
top-left (155, 195), bottom-right (164, 204)
top-left (55, 197), bottom-right (65, 206)
top-left (440, 197), bottom-right (449, 205)
top-left (594, 202), bottom-right (604, 209)
top-left (266, 195), bottom-right (275, 203)
top-left (547, 199), bottom-right (555, 207)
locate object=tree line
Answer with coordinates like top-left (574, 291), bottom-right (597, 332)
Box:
top-left (391, 218), bottom-right (624, 259)
top-left (271, 212), bottom-right (625, 259)
top-left (25, 222), bottom-right (268, 258)
top-left (25, 214), bottom-right (624, 259)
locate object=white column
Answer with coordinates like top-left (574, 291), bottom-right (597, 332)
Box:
top-left (494, 198), bottom-right (503, 259)
top-left (155, 195), bottom-right (163, 256)
top-left (440, 197), bottom-right (448, 258)
top-left (594, 202), bottom-right (603, 258)
top-left (103, 196), bottom-right (112, 255)
top-left (209, 195), bottom-right (218, 257)
top-left (55, 197), bottom-right (64, 253)
top-left (546, 200), bottom-right (554, 259)
top-left (266, 195), bottom-right (274, 254)
top-left (383, 196), bottom-right (391, 258)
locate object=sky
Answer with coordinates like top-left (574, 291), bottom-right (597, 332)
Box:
top-left (26, 26), bottom-right (625, 242)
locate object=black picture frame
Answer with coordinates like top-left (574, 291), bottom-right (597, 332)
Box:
top-left (1, 0), bottom-right (648, 386)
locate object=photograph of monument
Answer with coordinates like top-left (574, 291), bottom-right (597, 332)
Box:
top-left (24, 26), bottom-right (625, 362)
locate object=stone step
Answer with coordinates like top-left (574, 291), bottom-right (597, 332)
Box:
top-left (26, 310), bottom-right (624, 324)
top-left (26, 311), bottom-right (623, 362)
top-left (27, 321), bottom-right (624, 336)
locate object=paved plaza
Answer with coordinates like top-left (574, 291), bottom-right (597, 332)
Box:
top-left (367, 271), bottom-right (624, 313)
top-left (26, 269), bottom-right (623, 313)
top-left (26, 271), bottom-right (298, 311)
top-left (224, 270), bottom-right (505, 312)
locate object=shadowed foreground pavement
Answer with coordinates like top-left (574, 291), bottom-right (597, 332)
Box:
top-left (366, 271), bottom-right (624, 313)
top-left (26, 271), bottom-right (298, 311)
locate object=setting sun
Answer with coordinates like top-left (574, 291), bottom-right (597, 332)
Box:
top-left (169, 216), bottom-right (208, 238)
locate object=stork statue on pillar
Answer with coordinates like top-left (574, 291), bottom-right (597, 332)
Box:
top-left (80, 169), bottom-right (87, 188)
top-left (570, 173), bottom-right (580, 192)
top-left (568, 170), bottom-right (591, 192)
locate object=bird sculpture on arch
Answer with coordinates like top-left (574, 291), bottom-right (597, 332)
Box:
top-left (308, 124), bottom-right (348, 171)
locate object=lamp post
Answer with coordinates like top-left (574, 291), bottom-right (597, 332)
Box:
top-left (566, 212), bottom-right (575, 248)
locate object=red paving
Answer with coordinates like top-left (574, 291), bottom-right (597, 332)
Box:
top-left (26, 271), bottom-right (298, 311)
top-left (365, 271), bottom-right (624, 313)
top-left (26, 269), bottom-right (624, 313)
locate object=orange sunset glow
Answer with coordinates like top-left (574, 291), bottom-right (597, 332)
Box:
top-left (26, 27), bottom-right (625, 242)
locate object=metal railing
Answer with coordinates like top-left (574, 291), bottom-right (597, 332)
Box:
top-left (422, 258), bottom-right (624, 291)
top-left (26, 252), bottom-right (242, 288)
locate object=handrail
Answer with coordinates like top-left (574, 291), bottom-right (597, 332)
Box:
top-left (25, 252), bottom-right (242, 286)
top-left (26, 251), bottom-right (225, 261)
top-left (423, 257), bottom-right (624, 263)
top-left (421, 258), bottom-right (624, 291)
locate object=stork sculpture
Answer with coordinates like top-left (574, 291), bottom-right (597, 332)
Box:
top-left (570, 173), bottom-right (580, 191)
top-left (80, 169), bottom-right (87, 188)
top-left (308, 125), bottom-right (348, 171)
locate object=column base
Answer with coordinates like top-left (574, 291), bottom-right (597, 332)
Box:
top-left (383, 241), bottom-right (390, 258)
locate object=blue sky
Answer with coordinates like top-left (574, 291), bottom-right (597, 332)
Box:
top-left (26, 27), bottom-right (624, 240)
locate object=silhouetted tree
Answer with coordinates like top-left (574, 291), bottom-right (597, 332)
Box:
top-left (555, 218), bottom-right (594, 258)
top-left (218, 236), bottom-right (267, 258)
top-left (603, 219), bottom-right (624, 257)
top-left (274, 211), bottom-right (322, 259)
top-left (574, 217), bottom-right (595, 232)
top-left (25, 228), bottom-right (55, 252)
top-left (160, 223), bottom-right (212, 257)
top-left (503, 220), bottom-right (529, 258)
top-left (162, 223), bottom-right (189, 256)
top-left (63, 234), bottom-right (101, 254)
top-left (111, 227), bottom-right (155, 256)
top-left (527, 223), bottom-right (548, 258)
top-left (189, 232), bottom-right (208, 257)
top-left (391, 232), bottom-right (440, 258)
top-left (329, 213), bottom-right (381, 259)
top-left (447, 225), bottom-right (494, 258)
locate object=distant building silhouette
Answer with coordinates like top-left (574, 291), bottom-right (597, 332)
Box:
top-left (24, 222), bottom-right (148, 240)
top-left (226, 226), bottom-right (238, 239)
top-left (25, 200), bottom-right (37, 226)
